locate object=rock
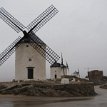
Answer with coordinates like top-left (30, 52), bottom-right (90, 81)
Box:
top-left (100, 84), bottom-right (107, 89)
top-left (0, 82), bottom-right (96, 97)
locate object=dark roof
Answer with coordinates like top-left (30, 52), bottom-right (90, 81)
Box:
top-left (19, 36), bottom-right (45, 46)
top-left (60, 64), bottom-right (67, 68)
top-left (19, 36), bottom-right (32, 43)
top-left (50, 62), bottom-right (61, 67)
top-left (50, 62), bottom-right (67, 68)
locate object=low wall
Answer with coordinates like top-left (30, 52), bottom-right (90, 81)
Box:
top-left (0, 82), bottom-right (96, 97)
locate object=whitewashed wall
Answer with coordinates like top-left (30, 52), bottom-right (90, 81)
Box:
top-left (50, 67), bottom-right (67, 80)
top-left (15, 43), bottom-right (46, 81)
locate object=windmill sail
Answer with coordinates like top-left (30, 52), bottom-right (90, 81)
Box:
top-left (29, 31), bottom-right (60, 64)
top-left (0, 36), bottom-right (22, 65)
top-left (0, 7), bottom-right (25, 33)
top-left (27, 5), bottom-right (58, 33)
top-left (0, 5), bottom-right (60, 65)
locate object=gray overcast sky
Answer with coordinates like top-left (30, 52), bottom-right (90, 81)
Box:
top-left (0, 0), bottom-right (107, 81)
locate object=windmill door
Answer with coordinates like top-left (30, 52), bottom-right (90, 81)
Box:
top-left (27, 67), bottom-right (34, 79)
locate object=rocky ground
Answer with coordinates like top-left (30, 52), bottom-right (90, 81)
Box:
top-left (0, 81), bottom-right (96, 97)
top-left (100, 83), bottom-right (107, 89)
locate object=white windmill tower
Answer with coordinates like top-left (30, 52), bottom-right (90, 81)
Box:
top-left (0, 5), bottom-right (60, 81)
top-left (50, 53), bottom-right (68, 80)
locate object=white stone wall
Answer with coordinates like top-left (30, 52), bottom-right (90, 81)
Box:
top-left (15, 43), bottom-right (46, 81)
top-left (61, 78), bottom-right (69, 84)
top-left (50, 67), bottom-right (67, 80)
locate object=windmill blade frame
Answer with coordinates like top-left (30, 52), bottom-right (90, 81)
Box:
top-left (29, 31), bottom-right (60, 64)
top-left (0, 5), bottom-right (60, 65)
top-left (0, 36), bottom-right (22, 65)
top-left (0, 7), bottom-right (25, 33)
top-left (27, 5), bottom-right (58, 33)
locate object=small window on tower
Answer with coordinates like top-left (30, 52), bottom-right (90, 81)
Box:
top-left (29, 58), bottom-right (32, 61)
top-left (27, 67), bottom-right (34, 79)
top-left (26, 45), bottom-right (29, 47)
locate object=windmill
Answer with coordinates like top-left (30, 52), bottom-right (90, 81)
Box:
top-left (60, 53), bottom-right (68, 76)
top-left (50, 53), bottom-right (68, 80)
top-left (0, 5), bottom-right (60, 80)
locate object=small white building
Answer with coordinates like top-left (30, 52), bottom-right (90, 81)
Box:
top-left (61, 78), bottom-right (69, 84)
top-left (15, 37), bottom-right (46, 81)
top-left (73, 71), bottom-right (80, 78)
top-left (50, 62), bottom-right (68, 80)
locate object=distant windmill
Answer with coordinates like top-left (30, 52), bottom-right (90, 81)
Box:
top-left (60, 53), bottom-right (65, 75)
top-left (0, 5), bottom-right (60, 80)
top-left (60, 53), bottom-right (68, 76)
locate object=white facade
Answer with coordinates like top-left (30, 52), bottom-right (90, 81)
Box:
top-left (73, 71), bottom-right (80, 78)
top-left (15, 43), bottom-right (46, 81)
top-left (50, 65), bottom-right (67, 80)
top-left (61, 78), bottom-right (69, 84)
